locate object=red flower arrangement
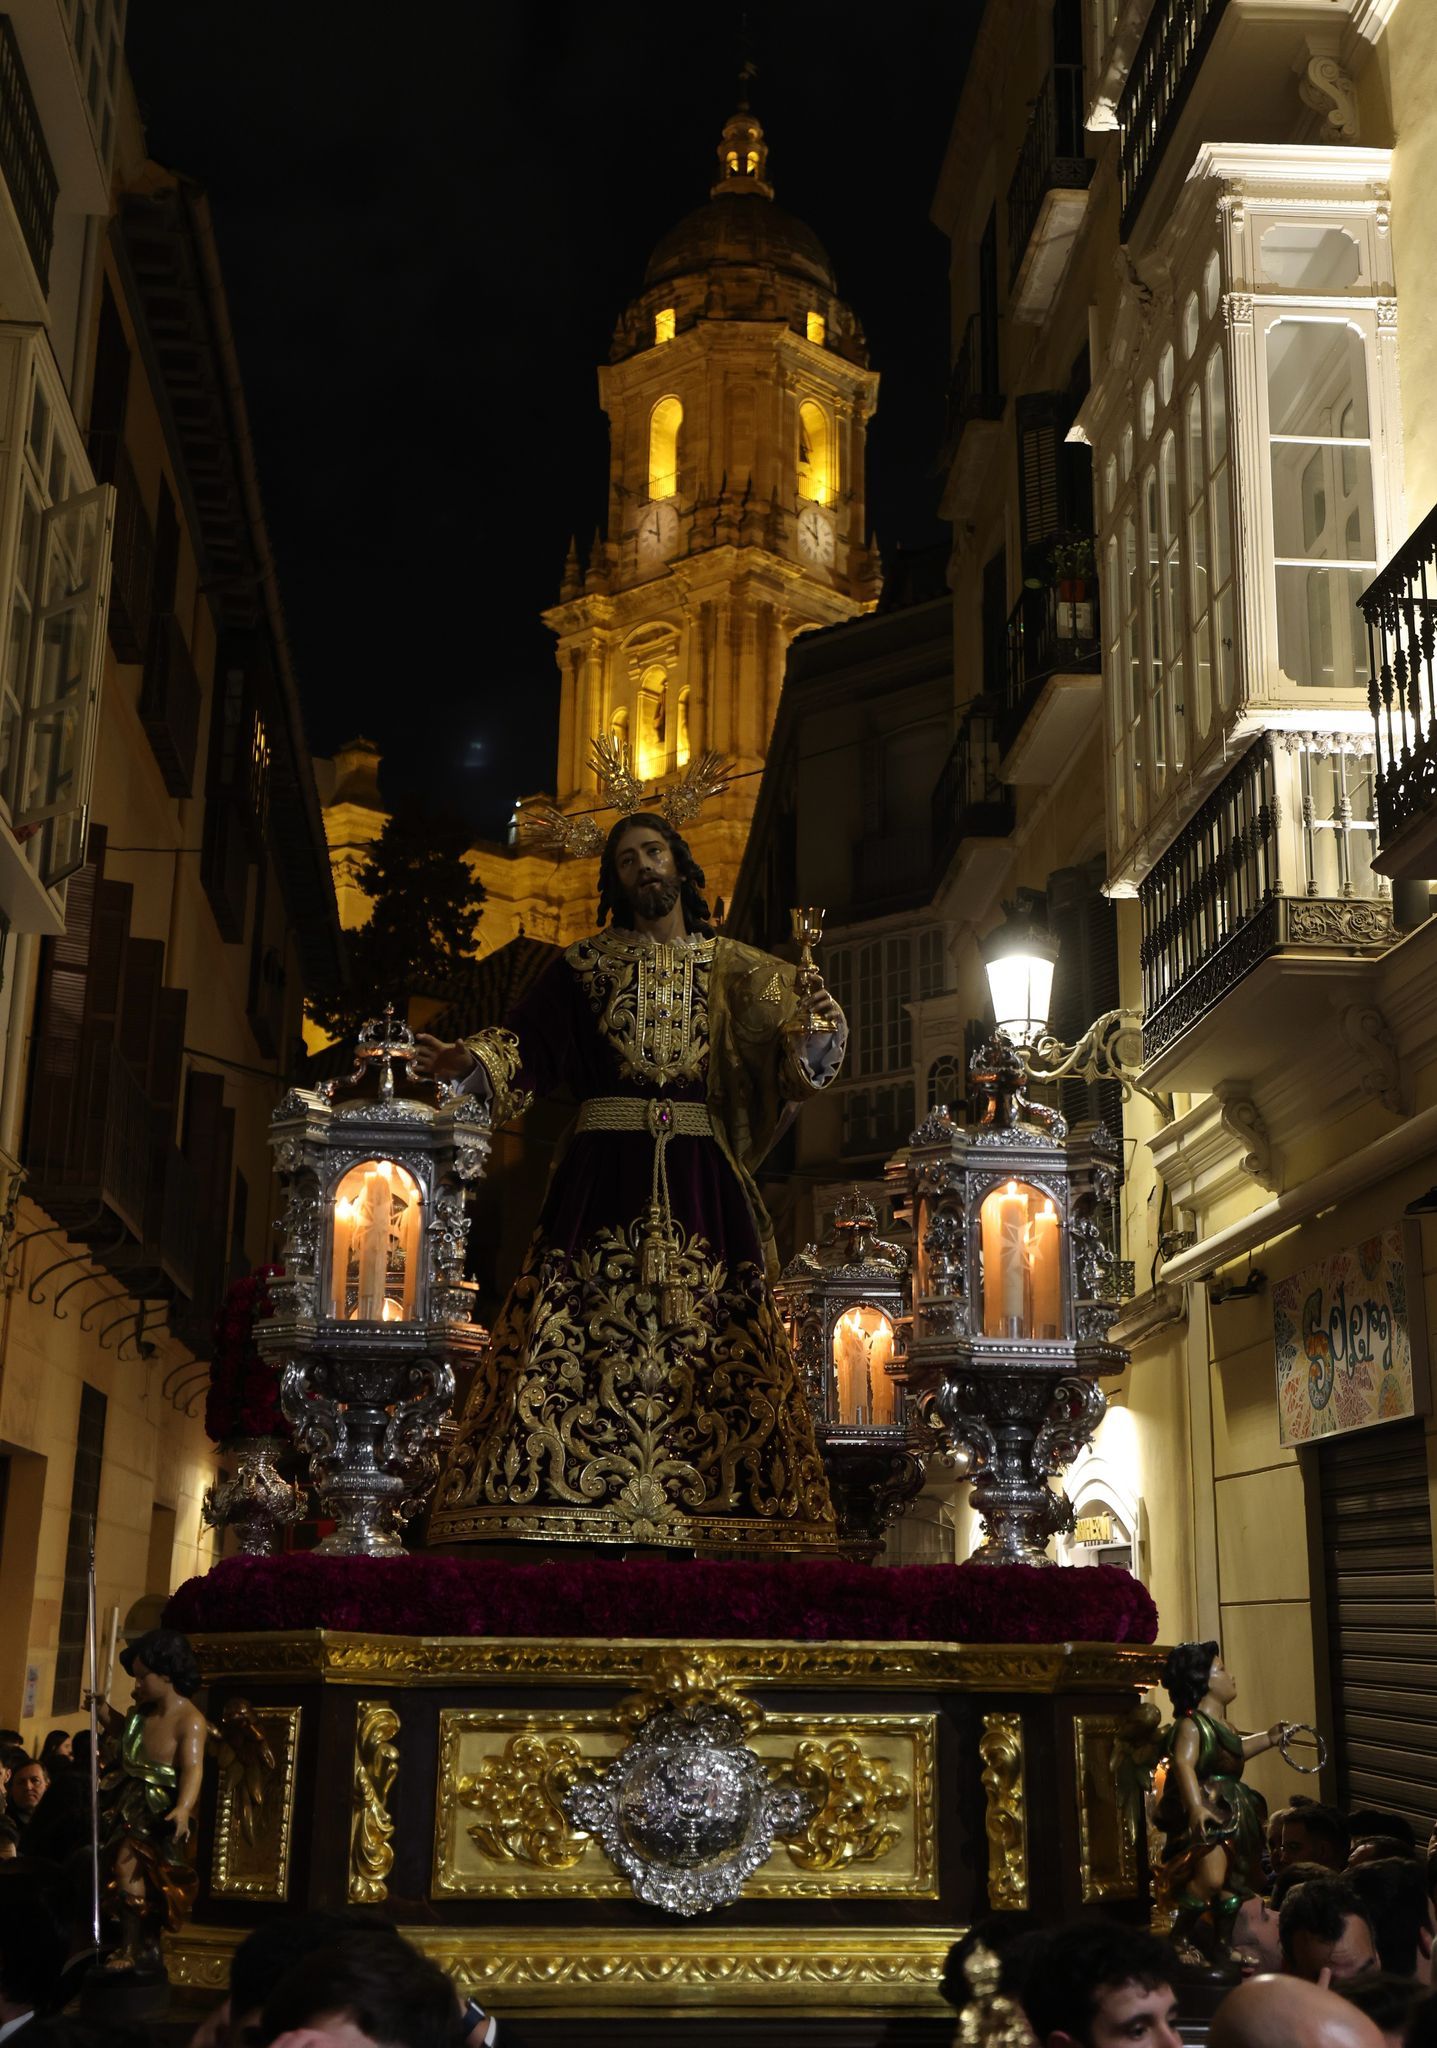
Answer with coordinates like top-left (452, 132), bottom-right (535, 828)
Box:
top-left (203, 1265), bottom-right (288, 1447)
top-left (165, 1552), bottom-right (1158, 1646)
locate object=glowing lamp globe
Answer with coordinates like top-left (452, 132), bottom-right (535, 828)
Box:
top-left (981, 909), bottom-right (1058, 1046)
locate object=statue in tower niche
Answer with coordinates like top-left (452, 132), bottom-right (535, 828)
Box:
top-left (416, 746), bottom-right (845, 1551)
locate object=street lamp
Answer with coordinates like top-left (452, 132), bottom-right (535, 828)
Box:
top-left (980, 890), bottom-right (1058, 1047)
top-left (979, 896), bottom-right (1171, 1123)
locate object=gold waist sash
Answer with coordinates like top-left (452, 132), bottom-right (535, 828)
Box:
top-left (575, 1096), bottom-right (713, 1139)
top-left (573, 1097), bottom-right (714, 1324)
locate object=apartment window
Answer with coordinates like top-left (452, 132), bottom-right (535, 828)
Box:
top-left (827, 936), bottom-right (913, 1078)
top-left (52, 1383), bottom-right (106, 1713)
top-left (61, 0), bottom-right (125, 166)
top-left (927, 1053), bottom-right (963, 1109)
top-left (0, 333), bottom-right (111, 893)
top-left (917, 928), bottom-right (948, 999)
top-left (1089, 157), bottom-right (1400, 885)
top-left (1267, 321), bottom-right (1376, 692)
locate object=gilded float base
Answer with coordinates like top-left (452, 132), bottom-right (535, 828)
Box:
top-left (166, 1923), bottom-right (957, 2018)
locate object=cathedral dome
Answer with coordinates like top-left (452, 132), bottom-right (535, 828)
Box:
top-left (644, 106), bottom-right (836, 294)
top-left (644, 190), bottom-right (837, 296)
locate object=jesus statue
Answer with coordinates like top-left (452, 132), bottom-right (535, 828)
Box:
top-left (414, 810), bottom-right (846, 1552)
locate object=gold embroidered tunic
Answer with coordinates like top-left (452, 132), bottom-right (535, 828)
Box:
top-left (427, 928), bottom-right (841, 1553)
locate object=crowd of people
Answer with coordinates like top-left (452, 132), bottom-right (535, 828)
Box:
top-left (945, 1795), bottom-right (1437, 2048)
top-left (2, 1721), bottom-right (1435, 2046)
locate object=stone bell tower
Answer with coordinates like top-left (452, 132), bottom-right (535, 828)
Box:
top-left (540, 100), bottom-right (881, 932)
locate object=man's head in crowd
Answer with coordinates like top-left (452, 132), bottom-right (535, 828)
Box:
top-left (1211, 1974), bottom-right (1385, 2048)
top-left (1336, 1971), bottom-right (1425, 2048)
top-left (255, 1930), bottom-right (462, 2048)
top-left (1280, 1877), bottom-right (1379, 1985)
top-left (1271, 1860), bottom-right (1337, 1909)
top-left (1346, 1812), bottom-right (1418, 1857)
top-left (1232, 1893), bottom-right (1284, 1976)
top-left (1276, 1802), bottom-right (1349, 1872)
top-left (1347, 1857), bottom-right (1436, 1982)
top-left (221, 1908), bottom-right (393, 2047)
top-left (6, 1760), bottom-right (48, 1817)
top-left (1020, 1922), bottom-right (1180, 2048)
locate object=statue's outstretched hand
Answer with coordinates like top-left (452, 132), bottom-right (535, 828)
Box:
top-left (412, 1034), bottom-right (479, 1083)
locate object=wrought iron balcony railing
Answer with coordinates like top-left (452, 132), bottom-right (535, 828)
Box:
top-left (1361, 504), bottom-right (1437, 860)
top-left (945, 313), bottom-right (1003, 460)
top-left (931, 699), bottom-right (1014, 874)
top-left (1139, 734), bottom-right (1394, 1061)
top-left (140, 612), bottom-right (203, 798)
top-left (1007, 65), bottom-right (1094, 287)
top-left (1004, 574), bottom-right (1101, 747)
top-left (0, 15), bottom-right (57, 291)
top-left (1118, 0), bottom-right (1229, 235)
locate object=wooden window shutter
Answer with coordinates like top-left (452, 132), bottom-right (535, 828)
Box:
top-left (147, 987), bottom-right (187, 1141)
top-left (117, 936), bottom-right (162, 1081)
top-left (1017, 396), bottom-right (1064, 557)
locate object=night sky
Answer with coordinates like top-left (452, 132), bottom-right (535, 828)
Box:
top-left (125, 3), bottom-right (975, 840)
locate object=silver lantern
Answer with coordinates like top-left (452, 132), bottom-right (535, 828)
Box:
top-left (258, 1008), bottom-right (491, 1555)
top-left (889, 1036), bottom-right (1132, 1567)
top-left (774, 1189), bottom-right (939, 1560)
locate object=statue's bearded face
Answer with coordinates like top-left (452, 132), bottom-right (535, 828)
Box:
top-left (613, 822), bottom-right (680, 920)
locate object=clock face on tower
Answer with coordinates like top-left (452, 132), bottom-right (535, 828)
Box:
top-left (636, 500), bottom-right (680, 565)
top-left (797, 502), bottom-right (836, 568)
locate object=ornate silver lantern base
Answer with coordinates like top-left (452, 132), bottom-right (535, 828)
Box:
top-left (938, 1370), bottom-right (1107, 1567)
top-left (201, 1436), bottom-right (305, 1557)
top-left (821, 1427), bottom-right (932, 1562)
top-left (281, 1354), bottom-right (455, 1556)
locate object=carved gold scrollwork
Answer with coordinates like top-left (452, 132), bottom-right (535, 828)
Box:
top-left (618, 1645), bottom-right (764, 1735)
top-left (979, 1711), bottom-right (1028, 1909)
top-left (457, 1733), bottom-right (593, 1871)
top-left (780, 1737), bottom-right (909, 1871)
top-left (349, 1699), bottom-right (400, 1903)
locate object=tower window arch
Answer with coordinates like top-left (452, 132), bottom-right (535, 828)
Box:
top-left (648, 396), bottom-right (683, 501)
top-left (676, 685), bottom-right (690, 769)
top-left (798, 400), bottom-right (834, 507)
top-left (609, 702), bottom-right (630, 755)
top-left (636, 664), bottom-right (667, 781)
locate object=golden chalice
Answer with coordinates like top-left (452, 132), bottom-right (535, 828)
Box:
top-left (789, 906), bottom-right (831, 1036)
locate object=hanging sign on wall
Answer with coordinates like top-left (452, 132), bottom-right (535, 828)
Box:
top-left (1273, 1226), bottom-right (1421, 1446)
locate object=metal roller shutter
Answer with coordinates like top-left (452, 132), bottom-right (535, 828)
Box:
top-left (1319, 1420), bottom-right (1437, 1832)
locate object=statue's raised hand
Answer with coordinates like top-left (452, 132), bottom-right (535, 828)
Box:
top-left (412, 1033), bottom-right (479, 1083)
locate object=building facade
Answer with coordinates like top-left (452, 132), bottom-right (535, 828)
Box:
top-left (0, 22), bottom-right (340, 1743)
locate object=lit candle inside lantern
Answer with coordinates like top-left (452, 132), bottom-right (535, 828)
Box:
top-left (355, 1168), bottom-right (390, 1320)
top-left (999, 1182), bottom-right (1028, 1335)
top-left (1030, 1200), bottom-right (1061, 1338)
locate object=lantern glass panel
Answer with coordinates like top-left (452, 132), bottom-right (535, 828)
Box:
top-left (978, 1179), bottom-right (1062, 1341)
top-left (832, 1304), bottom-right (897, 1425)
top-left (329, 1158), bottom-right (423, 1323)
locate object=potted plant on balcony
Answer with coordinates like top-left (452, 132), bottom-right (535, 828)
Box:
top-left (201, 1265), bottom-right (305, 1556)
top-left (1050, 534), bottom-right (1096, 644)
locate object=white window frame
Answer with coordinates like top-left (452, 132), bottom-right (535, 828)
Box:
top-left (0, 325), bottom-right (109, 921)
top-left (1081, 145), bottom-right (1401, 891)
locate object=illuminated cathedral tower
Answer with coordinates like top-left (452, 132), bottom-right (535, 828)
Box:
top-left (539, 102), bottom-right (881, 930)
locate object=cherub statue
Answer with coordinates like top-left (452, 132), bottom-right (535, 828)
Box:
top-left (88, 1627), bottom-right (275, 1977)
top-left (1152, 1640), bottom-right (1290, 1963)
top-left (89, 1627), bottom-right (207, 1973)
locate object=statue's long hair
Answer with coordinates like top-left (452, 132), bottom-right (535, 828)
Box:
top-left (597, 811), bottom-right (714, 935)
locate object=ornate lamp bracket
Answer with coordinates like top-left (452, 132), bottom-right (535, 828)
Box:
top-left (1021, 1009), bottom-right (1173, 1125)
